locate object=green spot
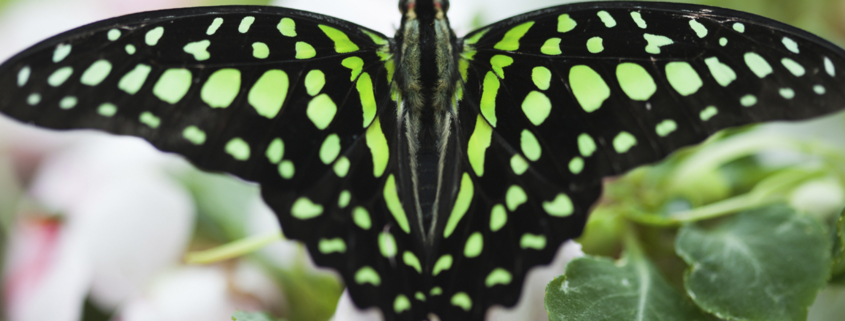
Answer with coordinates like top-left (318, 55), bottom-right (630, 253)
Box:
top-left (306, 94), bottom-right (337, 130)
top-left (494, 21), bottom-right (534, 51)
top-left (26, 93), bottom-right (40, 106)
top-left (333, 156), bottom-right (350, 177)
top-left (107, 29), bottom-right (121, 41)
top-left (814, 85), bottom-right (826, 95)
top-left (520, 233), bottom-right (546, 250)
top-left (183, 40), bottom-right (211, 61)
top-left (394, 295), bottom-right (410, 314)
top-left (225, 137), bottom-right (250, 161)
top-left (779, 88), bottom-right (795, 99)
top-left (704, 57), bottom-right (736, 87)
top-left (656, 119), bottom-right (677, 137)
top-left (265, 138), bottom-right (284, 164)
top-left (206, 17), bottom-right (223, 35)
top-left (319, 134), bottom-right (341, 164)
top-left (744, 52), bottom-right (772, 78)
top-left (480, 72), bottom-right (500, 127)
top-left (305, 69), bottom-right (325, 96)
top-left (153, 68), bottom-right (192, 104)
top-left (444, 173), bottom-right (474, 238)
top-left (145, 27), bottom-right (164, 46)
top-left (597, 10), bottom-right (616, 28)
top-left (467, 115), bottom-right (493, 177)
top-left (782, 37), bottom-right (799, 53)
top-left (541, 38), bottom-right (562, 55)
top-left (532, 66), bottom-right (551, 90)
top-left (586, 37), bottom-right (603, 53)
top-left (489, 204), bottom-right (507, 232)
top-left (613, 131), bottom-right (637, 153)
top-left (356, 72), bottom-right (377, 127)
top-left (319, 25), bottom-right (359, 53)
top-left (741, 94), bottom-right (757, 107)
top-left (338, 190), bottom-right (351, 208)
top-left (543, 193), bottom-right (574, 217)
top-left (430, 287), bottom-right (443, 296)
top-left (433, 255), bottom-right (453, 276)
top-left (80, 60), bottom-right (112, 86)
top-left (182, 126), bottom-right (206, 145)
top-left (139, 111), bottom-right (160, 128)
top-left (279, 160), bottom-right (295, 179)
top-left (689, 19), bottom-right (707, 38)
top-left (97, 103), bottom-right (117, 117)
top-left (490, 55), bottom-right (513, 78)
top-left (578, 133), bottom-right (597, 157)
top-left (825, 57), bottom-right (836, 76)
top-left (781, 58), bottom-right (805, 77)
top-left (485, 268), bottom-right (512, 287)
top-left (295, 42), bottom-right (316, 59)
top-left (733, 22), bottom-right (745, 33)
top-left (459, 59), bottom-right (470, 81)
top-left (52, 44), bottom-right (71, 63)
top-left (720, 37), bottom-right (728, 46)
top-left (464, 232), bottom-right (483, 258)
top-left (384, 175), bottom-right (410, 234)
top-left (700, 106), bottom-right (718, 121)
top-left (415, 292), bottom-right (425, 302)
top-left (361, 29), bottom-right (388, 45)
top-left (238, 16), bottom-right (255, 33)
top-left (451, 293), bottom-right (472, 311)
top-left (318, 238), bottom-right (346, 254)
top-left (520, 130), bottom-right (542, 161)
top-left (569, 65), bottom-right (610, 113)
top-left (643, 33), bottom-right (673, 54)
top-left (278, 18), bottom-right (296, 37)
top-left (558, 14), bottom-right (577, 33)
top-left (464, 28), bottom-right (489, 44)
top-left (616, 62), bottom-right (656, 101)
top-left (379, 231), bottom-right (397, 258)
top-left (665, 62), bottom-right (702, 96)
top-left (366, 117), bottom-right (389, 177)
top-left (355, 266), bottom-right (380, 286)
top-left (249, 69), bottom-right (289, 119)
top-left (522, 91), bottom-right (551, 126)
top-left (252, 42), bottom-right (269, 59)
top-left (342, 56), bottom-right (364, 81)
top-left (125, 44), bottom-right (136, 55)
top-left (17, 66), bottom-right (30, 87)
top-left (569, 157), bottom-right (584, 174)
top-left (291, 197), bottom-right (323, 219)
top-left (506, 185), bottom-right (527, 211)
top-left (201, 68), bottom-right (241, 108)
top-left (631, 12), bottom-right (647, 29)
top-left (353, 206), bottom-right (371, 230)
top-left (403, 251), bottom-right (422, 273)
top-left (48, 67), bottom-right (73, 87)
top-left (59, 96), bottom-right (77, 110)
top-left (510, 155), bottom-right (529, 175)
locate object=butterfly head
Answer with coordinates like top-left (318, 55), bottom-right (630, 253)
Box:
top-left (399, 0), bottom-right (449, 19)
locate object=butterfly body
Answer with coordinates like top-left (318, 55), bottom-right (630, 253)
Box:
top-left (1, 1), bottom-right (845, 320)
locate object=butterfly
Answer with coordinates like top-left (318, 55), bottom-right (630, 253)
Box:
top-left (1, 0), bottom-right (844, 320)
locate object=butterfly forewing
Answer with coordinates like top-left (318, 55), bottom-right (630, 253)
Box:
top-left (446, 1), bottom-right (845, 318)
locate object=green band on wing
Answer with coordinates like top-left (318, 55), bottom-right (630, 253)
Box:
top-left (444, 173), bottom-right (474, 238)
top-left (384, 174), bottom-right (410, 234)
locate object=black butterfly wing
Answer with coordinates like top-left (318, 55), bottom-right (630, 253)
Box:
top-left (441, 1), bottom-right (845, 318)
top-left (0, 5), bottom-right (418, 317)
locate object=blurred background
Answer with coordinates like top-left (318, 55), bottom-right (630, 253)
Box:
top-left (0, 0), bottom-right (845, 320)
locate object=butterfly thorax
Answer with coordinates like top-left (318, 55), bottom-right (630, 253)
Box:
top-left (395, 0), bottom-right (459, 241)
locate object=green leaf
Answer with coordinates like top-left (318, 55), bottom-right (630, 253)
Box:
top-left (676, 205), bottom-right (831, 321)
top-left (231, 311), bottom-right (282, 321)
top-left (830, 207), bottom-right (845, 282)
top-left (545, 252), bottom-right (715, 321)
